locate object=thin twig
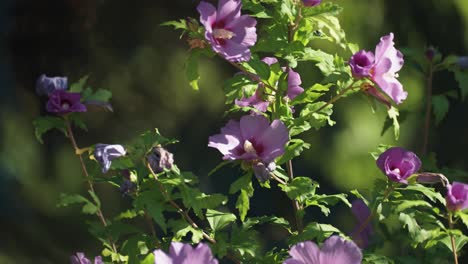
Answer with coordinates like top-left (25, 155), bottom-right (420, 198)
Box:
top-left (226, 59), bottom-right (277, 92)
top-left (355, 183), bottom-right (394, 237)
top-left (286, 160), bottom-right (304, 233)
top-left (64, 119), bottom-right (119, 255)
top-left (312, 81), bottom-right (357, 114)
top-left (421, 62), bottom-right (434, 156)
top-left (271, 173), bottom-right (287, 185)
top-left (448, 213), bottom-right (459, 264)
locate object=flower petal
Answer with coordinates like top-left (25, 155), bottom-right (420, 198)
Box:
top-left (217, 0), bottom-right (241, 22)
top-left (285, 241), bottom-right (321, 264)
top-left (257, 119), bottom-right (289, 163)
top-left (197, 1), bottom-right (217, 30)
top-left (319, 236), bottom-right (362, 264)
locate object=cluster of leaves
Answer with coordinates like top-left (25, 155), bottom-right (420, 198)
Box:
top-left (32, 0), bottom-right (468, 263)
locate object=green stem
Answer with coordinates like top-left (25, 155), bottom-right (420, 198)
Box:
top-left (312, 81), bottom-right (358, 114)
top-left (286, 160), bottom-right (304, 233)
top-left (421, 62), bottom-right (434, 155)
top-left (64, 119), bottom-right (119, 258)
top-left (448, 213), bottom-right (459, 264)
top-left (355, 183), bottom-right (395, 237)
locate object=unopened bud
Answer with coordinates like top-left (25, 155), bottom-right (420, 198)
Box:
top-left (147, 147), bottom-right (174, 173)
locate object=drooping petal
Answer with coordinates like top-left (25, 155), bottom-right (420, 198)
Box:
top-left (228, 15), bottom-right (257, 46)
top-left (373, 74), bottom-right (407, 104)
top-left (287, 69), bottom-right (304, 100)
top-left (319, 236), bottom-right (362, 264)
top-left (208, 134), bottom-right (242, 160)
top-left (221, 39), bottom-right (253, 62)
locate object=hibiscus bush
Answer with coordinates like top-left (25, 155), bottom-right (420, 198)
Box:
top-left (32, 0), bottom-right (468, 263)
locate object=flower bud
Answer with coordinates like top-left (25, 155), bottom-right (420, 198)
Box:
top-left (147, 146), bottom-right (174, 173)
top-left (252, 161), bottom-right (275, 182)
top-left (36, 74), bottom-right (68, 96)
top-left (94, 144), bottom-right (126, 173)
top-left (425, 46), bottom-right (437, 61)
top-left (446, 182), bottom-right (468, 211)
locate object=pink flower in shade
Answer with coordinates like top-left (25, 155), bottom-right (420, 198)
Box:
top-left (235, 57), bottom-right (304, 111)
top-left (46, 90), bottom-right (87, 115)
top-left (376, 147), bottom-right (421, 184)
top-left (197, 0), bottom-right (257, 62)
top-left (208, 115), bottom-right (289, 164)
top-left (349, 33), bottom-right (406, 104)
top-left (445, 182), bottom-right (468, 211)
top-left (303, 0), bottom-right (321, 7)
top-left (351, 199), bottom-right (373, 249)
top-left (283, 236), bottom-right (362, 264)
top-left (153, 242), bottom-right (218, 264)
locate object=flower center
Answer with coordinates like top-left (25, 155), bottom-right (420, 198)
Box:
top-left (62, 102), bottom-right (70, 110)
top-left (391, 167), bottom-right (401, 175)
top-left (213, 28), bottom-right (236, 40)
top-left (243, 140), bottom-right (257, 154)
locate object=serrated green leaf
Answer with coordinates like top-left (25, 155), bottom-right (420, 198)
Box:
top-left (69, 75), bottom-right (89, 92)
top-left (291, 83), bottom-right (331, 106)
top-left (180, 186), bottom-right (227, 218)
top-left (288, 222), bottom-right (343, 245)
top-left (432, 95), bottom-right (450, 125)
top-left (236, 189), bottom-right (251, 222)
top-left (33, 116), bottom-right (67, 144)
top-left (161, 19), bottom-right (187, 30)
top-left (380, 106), bottom-right (403, 140)
top-left (276, 139), bottom-right (311, 165)
top-left (84, 89), bottom-right (112, 102)
top-left (453, 69), bottom-right (468, 100)
top-left (206, 209), bottom-right (236, 232)
top-left (186, 51), bottom-right (200, 90)
top-left (279, 177), bottom-right (316, 201)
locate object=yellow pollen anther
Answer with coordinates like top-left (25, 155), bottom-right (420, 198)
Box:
top-left (244, 140), bottom-right (256, 154)
top-left (213, 28), bottom-right (236, 39)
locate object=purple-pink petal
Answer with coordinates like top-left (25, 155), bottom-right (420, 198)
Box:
top-left (46, 90), bottom-right (87, 115)
top-left (446, 182), bottom-right (468, 211)
top-left (287, 69), bottom-right (304, 100)
top-left (351, 199), bottom-right (373, 248)
top-left (208, 115), bottom-right (289, 164)
top-left (349, 50), bottom-right (375, 79)
top-left (303, 0), bottom-right (321, 7)
top-left (197, 0), bottom-right (257, 62)
top-left (376, 147), bottom-right (421, 184)
top-left (154, 242), bottom-right (218, 264)
top-left (284, 236), bottom-right (362, 264)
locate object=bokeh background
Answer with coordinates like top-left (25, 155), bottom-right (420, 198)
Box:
top-left (1, 0), bottom-right (468, 263)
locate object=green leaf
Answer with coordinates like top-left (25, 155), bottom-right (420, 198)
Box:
top-left (180, 186), bottom-right (227, 218)
top-left (69, 75), bottom-right (89, 92)
top-left (68, 113), bottom-right (88, 131)
top-left (453, 69), bottom-right (468, 100)
top-left (432, 95), bottom-right (450, 125)
top-left (288, 222), bottom-right (343, 245)
top-left (186, 51), bottom-right (200, 90)
top-left (380, 106), bottom-right (403, 140)
top-left (244, 58), bottom-right (271, 80)
top-left (161, 19), bottom-right (187, 30)
top-left (308, 13), bottom-right (347, 49)
top-left (291, 83), bottom-right (331, 106)
top-left (174, 225), bottom-right (205, 243)
top-left (84, 89), bottom-right (112, 102)
top-left (57, 193), bottom-right (98, 215)
top-left (133, 187), bottom-right (167, 232)
top-left (242, 1), bottom-right (272, 18)
top-left (236, 189), bottom-right (251, 222)
top-left (33, 116), bottom-right (66, 144)
top-left (229, 173), bottom-right (253, 194)
top-left (279, 177), bottom-right (317, 201)
top-left (301, 2), bottom-right (342, 18)
top-left (363, 254), bottom-right (395, 264)
top-left (140, 253), bottom-right (155, 264)
top-left (243, 216), bottom-right (291, 232)
top-left (399, 212), bottom-right (433, 244)
top-left (291, 101), bottom-right (335, 135)
top-left (276, 139), bottom-right (311, 165)
top-left (403, 184), bottom-right (445, 204)
top-left (455, 211), bottom-right (468, 229)
top-left (206, 209), bottom-right (236, 232)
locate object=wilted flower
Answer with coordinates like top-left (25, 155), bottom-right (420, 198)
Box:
top-left (376, 147), bottom-right (421, 184)
top-left (153, 242), bottom-right (218, 264)
top-left (46, 90), bottom-right (87, 115)
top-left (235, 57), bottom-right (304, 111)
top-left (208, 115), bottom-right (289, 164)
top-left (253, 161), bottom-right (276, 182)
top-left (70, 252), bottom-right (103, 264)
top-left (283, 236), bottom-right (362, 264)
top-left (445, 182), bottom-right (468, 211)
top-left (94, 144), bottom-right (126, 173)
top-left (36, 74), bottom-right (68, 96)
top-left (416, 172), bottom-right (449, 186)
top-left (197, 0), bottom-right (257, 62)
top-left (351, 199), bottom-right (373, 248)
top-left (147, 146), bottom-right (174, 173)
top-left (303, 0), bottom-right (321, 7)
top-left (349, 33), bottom-right (406, 104)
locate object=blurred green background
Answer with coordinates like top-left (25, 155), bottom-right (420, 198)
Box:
top-left (1, 0), bottom-right (467, 263)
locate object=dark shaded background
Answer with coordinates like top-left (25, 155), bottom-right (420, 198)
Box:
top-left (1, 0), bottom-right (467, 263)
